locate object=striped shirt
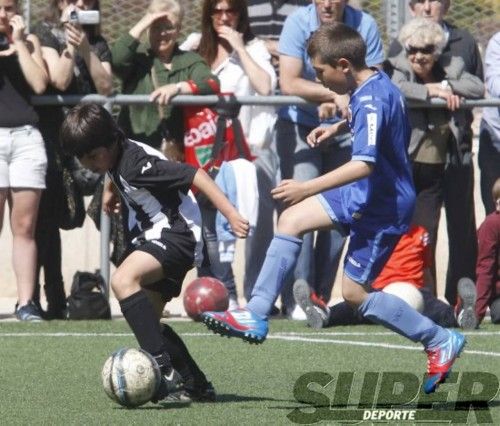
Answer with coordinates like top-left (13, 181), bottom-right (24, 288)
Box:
top-left (108, 139), bottom-right (203, 266)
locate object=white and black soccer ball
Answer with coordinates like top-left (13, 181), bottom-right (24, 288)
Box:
top-left (101, 348), bottom-right (161, 408)
top-left (382, 282), bottom-right (425, 313)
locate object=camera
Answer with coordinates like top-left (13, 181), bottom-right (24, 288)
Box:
top-left (69, 10), bottom-right (100, 25)
top-left (0, 32), bottom-right (10, 51)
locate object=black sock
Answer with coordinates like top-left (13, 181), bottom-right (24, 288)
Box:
top-left (161, 324), bottom-right (208, 390)
top-left (119, 290), bottom-right (172, 373)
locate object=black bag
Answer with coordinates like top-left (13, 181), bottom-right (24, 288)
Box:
top-left (59, 160), bottom-right (86, 230)
top-left (67, 271), bottom-right (111, 320)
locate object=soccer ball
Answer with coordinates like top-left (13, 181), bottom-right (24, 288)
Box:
top-left (101, 348), bottom-right (161, 408)
top-left (383, 282), bottom-right (425, 313)
top-left (183, 276), bottom-right (229, 321)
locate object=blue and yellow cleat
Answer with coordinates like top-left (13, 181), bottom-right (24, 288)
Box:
top-left (201, 308), bottom-right (269, 344)
top-left (424, 330), bottom-right (466, 394)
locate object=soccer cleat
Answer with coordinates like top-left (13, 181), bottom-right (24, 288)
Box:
top-left (151, 368), bottom-right (185, 403)
top-left (293, 279), bottom-right (329, 329)
top-left (457, 278), bottom-right (478, 330)
top-left (424, 330), bottom-right (466, 394)
top-left (164, 381), bottom-right (217, 403)
top-left (201, 308), bottom-right (268, 344)
top-left (15, 301), bottom-right (43, 322)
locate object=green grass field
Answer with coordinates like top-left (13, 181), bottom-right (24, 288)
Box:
top-left (0, 319), bottom-right (498, 425)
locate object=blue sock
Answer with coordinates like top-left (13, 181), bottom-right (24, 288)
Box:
top-left (358, 292), bottom-right (449, 349)
top-left (246, 234), bottom-right (302, 319)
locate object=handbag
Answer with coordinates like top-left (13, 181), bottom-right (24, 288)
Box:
top-left (183, 94), bottom-right (253, 174)
top-left (151, 66), bottom-right (185, 162)
top-left (59, 157), bottom-right (86, 230)
top-left (184, 96), bottom-right (253, 209)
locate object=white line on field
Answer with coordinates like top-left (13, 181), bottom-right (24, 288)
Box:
top-left (0, 331), bottom-right (498, 357)
top-left (268, 335), bottom-right (500, 357)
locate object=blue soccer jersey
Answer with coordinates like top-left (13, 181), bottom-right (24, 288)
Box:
top-left (336, 71), bottom-right (416, 234)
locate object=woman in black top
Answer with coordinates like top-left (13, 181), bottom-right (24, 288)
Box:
top-left (0, 0), bottom-right (49, 321)
top-left (30, 0), bottom-right (112, 319)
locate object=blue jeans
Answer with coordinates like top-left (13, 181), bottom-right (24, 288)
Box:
top-left (478, 120), bottom-right (500, 215)
top-left (243, 142), bottom-right (280, 301)
top-left (275, 118), bottom-right (351, 310)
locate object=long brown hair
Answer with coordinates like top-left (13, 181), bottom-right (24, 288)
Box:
top-left (198, 0), bottom-right (254, 66)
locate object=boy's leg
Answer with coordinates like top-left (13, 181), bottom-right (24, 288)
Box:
top-left (341, 230), bottom-right (465, 394)
top-left (144, 286), bottom-right (213, 399)
top-left (202, 196), bottom-right (336, 343)
top-left (112, 250), bottom-right (183, 397)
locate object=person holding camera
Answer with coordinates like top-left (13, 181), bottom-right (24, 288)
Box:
top-left (0, 0), bottom-right (49, 321)
top-left (30, 0), bottom-right (112, 319)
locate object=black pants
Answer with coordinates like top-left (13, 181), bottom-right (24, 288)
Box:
top-left (411, 162), bottom-right (445, 296)
top-left (34, 163), bottom-right (66, 315)
top-left (443, 155), bottom-right (477, 305)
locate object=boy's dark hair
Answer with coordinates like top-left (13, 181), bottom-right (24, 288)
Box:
top-left (307, 22), bottom-right (367, 70)
top-left (60, 103), bottom-right (123, 158)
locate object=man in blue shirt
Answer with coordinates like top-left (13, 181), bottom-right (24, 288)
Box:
top-left (202, 23), bottom-right (466, 396)
top-left (276, 0), bottom-right (385, 316)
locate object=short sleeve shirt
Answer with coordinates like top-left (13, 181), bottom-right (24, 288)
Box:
top-left (278, 4), bottom-right (385, 128)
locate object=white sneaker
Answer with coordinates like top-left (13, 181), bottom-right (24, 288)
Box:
top-left (228, 297), bottom-right (239, 311)
top-left (289, 304), bottom-right (307, 321)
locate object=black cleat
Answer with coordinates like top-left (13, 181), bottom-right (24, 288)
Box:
top-left (151, 368), bottom-right (184, 403)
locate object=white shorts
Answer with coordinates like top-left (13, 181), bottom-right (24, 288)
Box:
top-left (0, 125), bottom-right (47, 189)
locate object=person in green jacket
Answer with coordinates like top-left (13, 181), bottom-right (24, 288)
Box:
top-left (111, 0), bottom-right (220, 150)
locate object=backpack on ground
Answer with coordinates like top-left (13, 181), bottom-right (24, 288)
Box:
top-left (67, 271), bottom-right (111, 320)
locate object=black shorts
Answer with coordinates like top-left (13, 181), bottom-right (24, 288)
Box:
top-left (133, 230), bottom-right (196, 302)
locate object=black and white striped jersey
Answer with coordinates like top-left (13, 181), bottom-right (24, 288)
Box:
top-left (108, 139), bottom-right (203, 266)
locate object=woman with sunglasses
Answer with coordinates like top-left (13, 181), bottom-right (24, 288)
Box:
top-left (181, 0), bottom-right (277, 310)
top-left (111, 0), bottom-right (219, 151)
top-left (386, 17), bottom-right (484, 295)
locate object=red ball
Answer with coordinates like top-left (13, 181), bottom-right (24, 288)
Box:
top-left (183, 277), bottom-right (229, 321)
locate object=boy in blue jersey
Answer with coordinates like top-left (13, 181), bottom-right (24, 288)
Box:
top-left (202, 23), bottom-right (466, 394)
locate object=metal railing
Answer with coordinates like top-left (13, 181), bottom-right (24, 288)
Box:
top-left (32, 94), bottom-right (500, 108)
top-left (30, 93), bottom-right (500, 292)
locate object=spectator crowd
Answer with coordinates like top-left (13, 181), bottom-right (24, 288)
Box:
top-left (0, 0), bottom-right (498, 327)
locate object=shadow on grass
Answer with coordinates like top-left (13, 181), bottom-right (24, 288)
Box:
top-left (112, 394), bottom-right (296, 410)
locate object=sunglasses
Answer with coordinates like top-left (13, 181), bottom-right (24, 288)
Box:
top-left (151, 22), bottom-right (178, 34)
top-left (212, 7), bottom-right (238, 18)
top-left (405, 44), bottom-right (435, 55)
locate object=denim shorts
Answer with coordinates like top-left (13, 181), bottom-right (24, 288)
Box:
top-left (0, 125), bottom-right (47, 189)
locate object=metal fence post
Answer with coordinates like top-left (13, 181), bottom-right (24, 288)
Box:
top-left (100, 101), bottom-right (113, 299)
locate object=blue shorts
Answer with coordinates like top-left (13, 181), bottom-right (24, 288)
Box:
top-left (318, 189), bottom-right (402, 285)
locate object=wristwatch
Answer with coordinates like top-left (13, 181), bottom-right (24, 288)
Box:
top-left (440, 80), bottom-right (450, 90)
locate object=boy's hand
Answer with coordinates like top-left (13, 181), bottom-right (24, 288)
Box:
top-left (307, 120), bottom-right (348, 148)
top-left (307, 126), bottom-right (334, 147)
top-left (271, 179), bottom-right (311, 205)
top-left (227, 212), bottom-right (250, 238)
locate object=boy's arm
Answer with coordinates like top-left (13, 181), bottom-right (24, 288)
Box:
top-left (192, 168), bottom-right (249, 238)
top-left (272, 160), bottom-right (373, 205)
